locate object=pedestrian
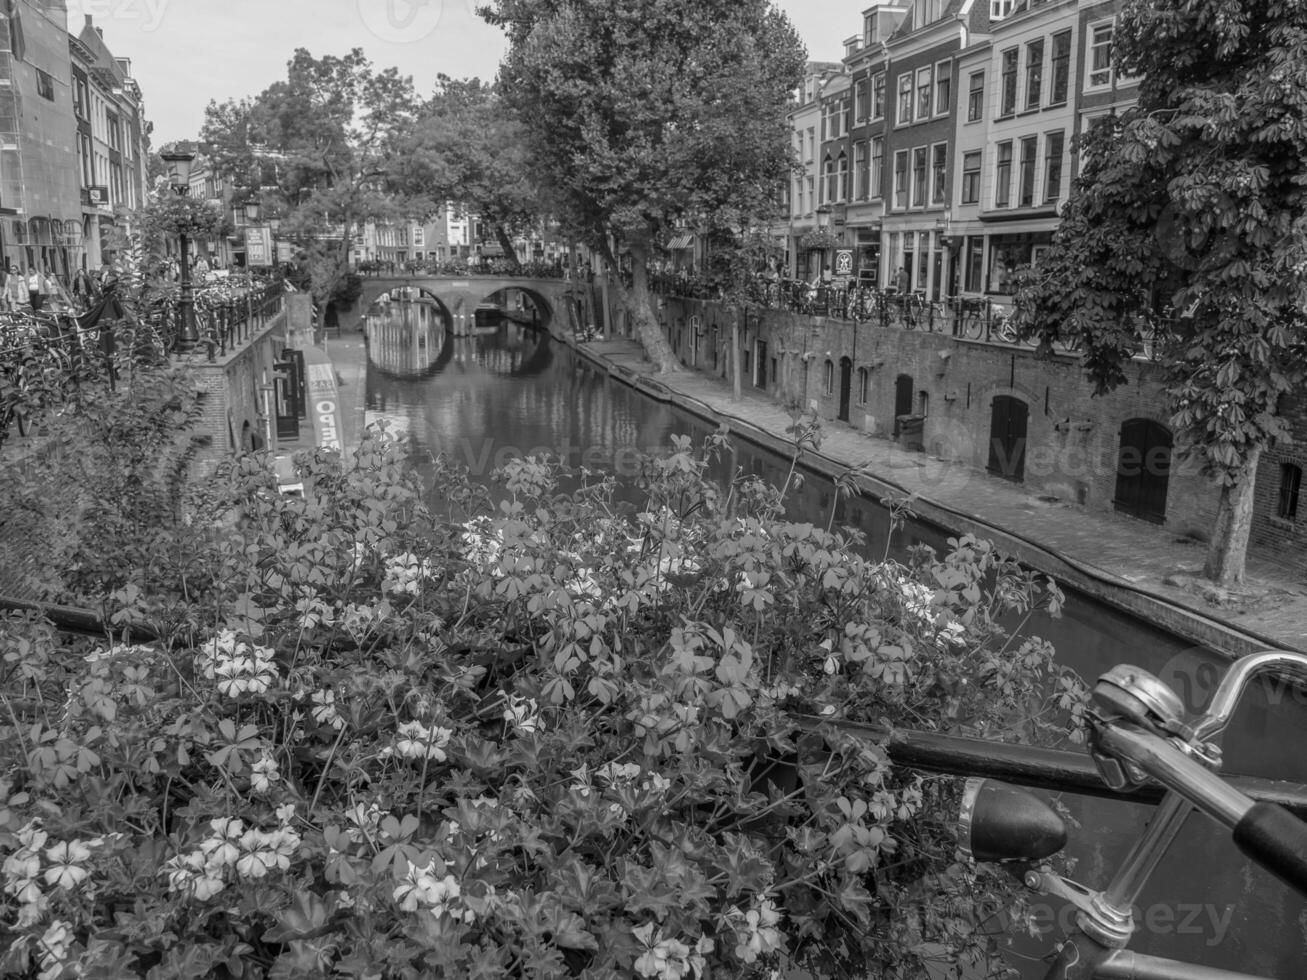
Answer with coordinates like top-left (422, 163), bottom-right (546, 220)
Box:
top-left (894, 267), bottom-right (909, 294)
top-left (27, 265), bottom-right (44, 312)
top-left (6, 263), bottom-right (25, 312)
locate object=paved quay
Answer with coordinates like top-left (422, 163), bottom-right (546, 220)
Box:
top-left (566, 334), bottom-right (1307, 659)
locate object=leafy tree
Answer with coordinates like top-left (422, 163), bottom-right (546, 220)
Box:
top-left (481, 0), bottom-right (805, 372)
top-left (1012, 0), bottom-right (1307, 586)
top-left (397, 75), bottom-right (544, 270)
top-left (202, 49), bottom-right (416, 334)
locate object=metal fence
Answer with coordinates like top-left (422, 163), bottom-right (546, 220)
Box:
top-left (651, 274), bottom-right (1182, 361)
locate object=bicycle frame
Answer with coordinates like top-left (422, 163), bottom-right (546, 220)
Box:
top-left (963, 650), bottom-right (1307, 980)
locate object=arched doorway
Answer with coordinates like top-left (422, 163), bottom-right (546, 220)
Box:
top-left (987, 395), bottom-right (1028, 482)
top-left (1114, 418), bottom-right (1172, 524)
top-left (838, 357), bottom-right (852, 421)
top-left (893, 373), bottom-right (913, 437)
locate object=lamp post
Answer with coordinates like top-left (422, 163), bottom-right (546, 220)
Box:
top-left (244, 200), bottom-right (264, 270)
top-left (160, 148), bottom-right (199, 352)
top-left (268, 216), bottom-right (282, 277)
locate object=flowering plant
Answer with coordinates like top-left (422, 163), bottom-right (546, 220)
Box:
top-left (0, 426), bottom-right (1084, 978)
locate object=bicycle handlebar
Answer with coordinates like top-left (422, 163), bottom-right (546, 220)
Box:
top-left (1095, 722), bottom-right (1307, 897)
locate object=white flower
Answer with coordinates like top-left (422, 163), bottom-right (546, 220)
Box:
top-left (37, 919), bottom-right (73, 974)
top-left (392, 720), bottom-right (453, 761)
top-left (382, 551), bottom-right (435, 596)
top-left (42, 841), bottom-right (91, 890)
top-left (731, 898), bottom-right (785, 963)
top-left (502, 695), bottom-right (542, 735)
top-left (311, 689), bottom-right (346, 730)
top-left (632, 922), bottom-right (711, 980)
top-left (251, 753), bottom-right (280, 793)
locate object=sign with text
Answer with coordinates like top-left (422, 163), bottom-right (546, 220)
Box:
top-left (245, 227), bottom-right (272, 266)
top-left (305, 360), bottom-right (343, 453)
top-left (87, 185), bottom-right (109, 207)
top-left (834, 249), bottom-right (854, 277)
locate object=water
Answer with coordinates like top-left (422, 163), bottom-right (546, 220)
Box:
top-left (363, 301), bottom-right (1307, 977)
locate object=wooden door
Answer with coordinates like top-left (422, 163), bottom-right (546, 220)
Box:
top-left (987, 395), bottom-right (1028, 482)
top-left (838, 357), bottom-right (852, 421)
top-left (893, 373), bottom-right (913, 436)
top-left (1114, 419), bottom-right (1172, 523)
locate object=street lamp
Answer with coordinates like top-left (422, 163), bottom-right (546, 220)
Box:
top-left (268, 216), bottom-right (282, 276)
top-left (160, 148), bottom-right (199, 352)
top-left (244, 200), bottom-right (264, 270)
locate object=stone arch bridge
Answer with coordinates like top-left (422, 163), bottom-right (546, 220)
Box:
top-left (354, 276), bottom-right (586, 336)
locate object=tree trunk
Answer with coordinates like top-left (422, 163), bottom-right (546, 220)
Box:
top-left (619, 242), bottom-right (679, 373)
top-left (731, 308), bottom-right (742, 401)
top-left (1203, 449), bottom-right (1260, 586)
top-left (495, 224), bottom-right (521, 270)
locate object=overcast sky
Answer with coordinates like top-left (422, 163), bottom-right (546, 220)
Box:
top-left (68, 0), bottom-right (853, 145)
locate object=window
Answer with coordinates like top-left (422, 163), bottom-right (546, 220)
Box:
top-left (994, 141), bottom-right (1013, 207)
top-left (930, 143), bottom-right (947, 205)
top-left (961, 150), bottom-right (981, 204)
top-left (806, 128), bottom-right (815, 162)
top-left (35, 69), bottom-right (53, 101)
top-left (838, 153), bottom-right (850, 202)
top-left (1044, 130), bottom-right (1064, 202)
top-left (1280, 464), bottom-right (1302, 521)
top-left (1000, 49), bottom-right (1018, 115)
top-left (893, 150), bottom-right (909, 209)
top-left (965, 236), bottom-right (984, 291)
top-left (916, 67), bottom-right (933, 120)
top-left (823, 155), bottom-right (837, 203)
top-left (74, 78), bottom-right (89, 119)
top-left (825, 360), bottom-right (834, 394)
top-left (967, 71), bottom-right (985, 121)
top-left (859, 368), bottom-right (870, 404)
top-left (1018, 136), bottom-right (1037, 207)
top-left (1026, 39), bottom-right (1044, 109)
top-left (1050, 30), bottom-right (1071, 104)
top-left (991, 0), bottom-right (1013, 19)
top-left (897, 73), bottom-right (913, 125)
top-left (864, 12), bottom-right (878, 45)
top-left (935, 61), bottom-right (951, 115)
top-left (806, 176), bottom-right (815, 212)
top-left (872, 73), bottom-right (886, 120)
top-left (911, 146), bottom-right (927, 207)
top-left (855, 77), bottom-right (869, 121)
top-left (1088, 23), bottom-right (1113, 87)
top-left (871, 137), bottom-right (884, 198)
top-left (855, 141), bottom-right (868, 199)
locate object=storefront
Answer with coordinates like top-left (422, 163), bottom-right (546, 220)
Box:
top-left (985, 229), bottom-right (1053, 295)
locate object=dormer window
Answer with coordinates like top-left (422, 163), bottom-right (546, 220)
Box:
top-left (991, 0), bottom-right (1014, 20)
top-left (864, 12), bottom-right (878, 44)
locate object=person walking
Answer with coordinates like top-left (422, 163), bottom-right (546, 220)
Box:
top-left (6, 264), bottom-right (25, 313)
top-left (27, 265), bottom-right (44, 312)
top-left (894, 266), bottom-right (910, 294)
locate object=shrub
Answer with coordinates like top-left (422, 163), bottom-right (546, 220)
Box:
top-left (0, 429), bottom-right (1084, 979)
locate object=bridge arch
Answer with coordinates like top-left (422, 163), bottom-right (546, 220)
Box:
top-left (355, 276), bottom-right (578, 337)
top-left (363, 287), bottom-right (454, 380)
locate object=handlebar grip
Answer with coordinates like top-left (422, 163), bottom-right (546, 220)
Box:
top-left (1233, 802), bottom-right (1307, 898)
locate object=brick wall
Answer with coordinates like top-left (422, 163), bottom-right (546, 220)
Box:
top-left (1251, 393), bottom-right (1307, 569)
top-left (188, 311), bottom-right (287, 476)
top-left (661, 298), bottom-right (1222, 546)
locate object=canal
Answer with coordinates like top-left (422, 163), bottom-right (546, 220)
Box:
top-left (362, 297), bottom-right (1307, 977)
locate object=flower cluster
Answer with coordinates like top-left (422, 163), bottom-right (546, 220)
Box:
top-left (393, 858), bottom-right (474, 923)
top-left (632, 922), bottom-right (712, 980)
top-left (310, 688), bottom-right (346, 730)
top-left (195, 630), bottom-right (277, 697)
top-left (878, 566), bottom-right (967, 647)
top-left (596, 762), bottom-right (671, 795)
top-left (3, 823), bottom-right (101, 927)
top-left (502, 695), bottom-right (542, 736)
top-left (162, 808), bottom-right (300, 901)
top-left (725, 898), bottom-right (785, 963)
top-left (383, 720), bottom-right (453, 761)
top-left (382, 551), bottom-right (435, 596)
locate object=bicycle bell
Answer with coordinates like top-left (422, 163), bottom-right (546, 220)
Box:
top-left (1091, 665), bottom-right (1185, 733)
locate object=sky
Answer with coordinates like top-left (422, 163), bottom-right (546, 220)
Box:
top-left (67, 0), bottom-right (854, 146)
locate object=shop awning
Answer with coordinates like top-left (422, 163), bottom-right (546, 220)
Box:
top-left (667, 234), bottom-right (694, 250)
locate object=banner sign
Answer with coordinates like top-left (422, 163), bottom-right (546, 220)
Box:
top-left (245, 227), bottom-right (272, 266)
top-left (834, 249), bottom-right (854, 277)
top-left (305, 360), bottom-right (343, 453)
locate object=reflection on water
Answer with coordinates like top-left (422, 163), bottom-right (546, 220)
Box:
top-left (364, 308), bottom-right (1307, 976)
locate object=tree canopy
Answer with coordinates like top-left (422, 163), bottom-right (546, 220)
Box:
top-left (1012, 0), bottom-right (1307, 585)
top-left (481, 0), bottom-right (806, 370)
top-left (202, 49), bottom-right (416, 328)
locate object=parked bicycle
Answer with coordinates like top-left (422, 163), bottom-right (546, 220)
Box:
top-left (960, 650), bottom-right (1307, 979)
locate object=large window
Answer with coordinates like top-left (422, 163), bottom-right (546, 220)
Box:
top-left (1044, 130), bottom-right (1065, 202)
top-left (1025, 39), bottom-right (1044, 110)
top-left (1088, 23), bottom-right (1114, 87)
top-left (994, 141), bottom-right (1013, 207)
top-left (855, 141), bottom-right (868, 199)
top-left (872, 73), bottom-right (886, 120)
top-left (897, 73), bottom-right (913, 125)
top-left (854, 77), bottom-right (869, 121)
top-left (74, 77), bottom-right (88, 120)
top-left (965, 236), bottom-right (984, 291)
top-left (930, 143), bottom-right (947, 205)
top-left (893, 150), bottom-right (909, 209)
top-left (1018, 136), bottom-right (1037, 207)
top-left (961, 150), bottom-right (981, 204)
top-left (838, 153), bottom-right (850, 202)
top-left (823, 155), bottom-right (838, 203)
top-left (1000, 48), bottom-right (1018, 115)
top-left (871, 137), bottom-right (884, 198)
top-left (1280, 464), bottom-right (1303, 521)
top-left (1050, 30), bottom-right (1072, 104)
top-left (911, 146), bottom-right (928, 208)
top-left (935, 61), bottom-right (951, 115)
top-left (967, 71), bottom-right (985, 122)
top-left (916, 67), bottom-right (933, 120)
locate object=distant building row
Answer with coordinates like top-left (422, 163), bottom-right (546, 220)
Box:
top-left (0, 2), bottom-right (150, 283)
top-left (781, 0), bottom-right (1134, 300)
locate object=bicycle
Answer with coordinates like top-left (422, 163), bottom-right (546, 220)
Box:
top-left (960, 649), bottom-right (1307, 979)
